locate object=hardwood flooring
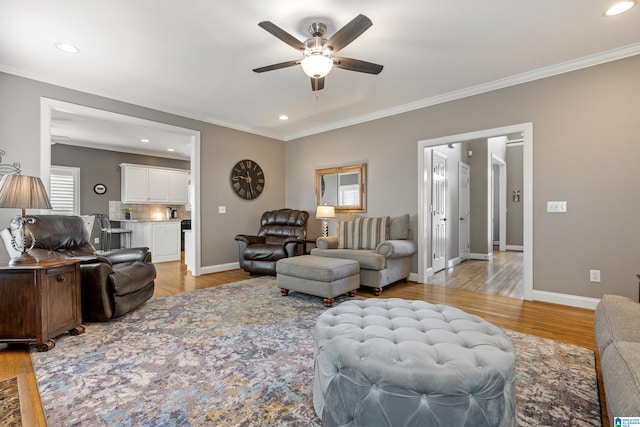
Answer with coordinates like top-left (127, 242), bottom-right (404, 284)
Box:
top-left (0, 254), bottom-right (607, 426)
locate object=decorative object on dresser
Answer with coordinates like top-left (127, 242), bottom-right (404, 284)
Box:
top-left (315, 205), bottom-right (334, 237)
top-left (0, 215), bottom-right (156, 322)
top-left (230, 159), bottom-right (265, 200)
top-left (0, 174), bottom-right (53, 265)
top-left (0, 259), bottom-right (84, 351)
top-left (234, 208), bottom-right (308, 275)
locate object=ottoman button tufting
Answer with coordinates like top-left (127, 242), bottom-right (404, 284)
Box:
top-left (312, 298), bottom-right (516, 427)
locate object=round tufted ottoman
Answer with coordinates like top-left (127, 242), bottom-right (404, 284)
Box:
top-left (312, 299), bottom-right (516, 427)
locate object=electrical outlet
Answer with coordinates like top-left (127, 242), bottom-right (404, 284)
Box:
top-left (589, 269), bottom-right (601, 283)
top-left (94, 238), bottom-right (100, 244)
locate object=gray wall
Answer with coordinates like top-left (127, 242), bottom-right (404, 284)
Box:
top-left (51, 144), bottom-right (189, 215)
top-left (285, 54), bottom-right (640, 301)
top-left (0, 72), bottom-right (286, 267)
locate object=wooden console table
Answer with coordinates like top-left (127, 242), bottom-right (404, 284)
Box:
top-left (0, 259), bottom-right (85, 351)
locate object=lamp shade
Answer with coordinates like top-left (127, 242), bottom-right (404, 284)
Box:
top-left (0, 174), bottom-right (52, 210)
top-left (316, 205), bottom-right (335, 219)
top-left (301, 54), bottom-right (333, 78)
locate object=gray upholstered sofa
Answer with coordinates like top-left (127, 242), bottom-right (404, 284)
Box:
top-left (311, 214), bottom-right (416, 295)
top-left (594, 294), bottom-right (640, 421)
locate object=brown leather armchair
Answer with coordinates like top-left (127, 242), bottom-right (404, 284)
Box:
top-left (234, 209), bottom-right (309, 275)
top-left (0, 215), bottom-right (156, 322)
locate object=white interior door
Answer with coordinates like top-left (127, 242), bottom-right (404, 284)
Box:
top-left (458, 162), bottom-right (470, 261)
top-left (431, 151), bottom-right (447, 273)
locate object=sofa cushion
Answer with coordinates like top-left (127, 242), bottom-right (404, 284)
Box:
top-left (337, 220), bottom-right (356, 249)
top-left (595, 294), bottom-right (640, 355)
top-left (354, 216), bottom-right (389, 249)
top-left (389, 214), bottom-right (410, 240)
top-left (600, 341), bottom-right (640, 419)
top-left (311, 248), bottom-right (386, 270)
top-left (338, 217), bottom-right (390, 250)
top-left (243, 244), bottom-right (287, 261)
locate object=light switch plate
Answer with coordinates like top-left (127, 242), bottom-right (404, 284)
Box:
top-left (547, 201), bottom-right (567, 213)
top-left (218, 206), bottom-right (226, 214)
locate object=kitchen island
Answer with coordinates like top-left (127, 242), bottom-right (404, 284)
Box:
top-left (120, 219), bottom-right (181, 262)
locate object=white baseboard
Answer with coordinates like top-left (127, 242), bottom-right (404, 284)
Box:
top-left (533, 290), bottom-right (600, 310)
top-left (408, 272), bottom-right (419, 282)
top-left (506, 245), bottom-right (524, 251)
top-left (447, 257), bottom-right (461, 268)
top-left (199, 261), bottom-right (240, 276)
top-left (470, 252), bottom-right (493, 261)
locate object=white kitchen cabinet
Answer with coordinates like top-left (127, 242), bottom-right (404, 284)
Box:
top-left (123, 221), bottom-right (180, 262)
top-left (120, 163), bottom-right (189, 204)
top-left (169, 170), bottom-right (189, 204)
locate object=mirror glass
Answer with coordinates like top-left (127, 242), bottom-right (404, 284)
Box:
top-left (316, 164), bottom-right (366, 212)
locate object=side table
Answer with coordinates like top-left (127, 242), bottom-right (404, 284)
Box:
top-left (0, 259), bottom-right (85, 352)
top-left (299, 238), bottom-right (318, 255)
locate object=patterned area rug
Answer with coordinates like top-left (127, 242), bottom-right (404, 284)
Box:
top-left (31, 277), bottom-right (601, 426)
top-left (0, 377), bottom-right (22, 427)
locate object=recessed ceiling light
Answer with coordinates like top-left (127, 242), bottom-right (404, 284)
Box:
top-left (604, 1), bottom-right (637, 16)
top-left (140, 138), bottom-right (150, 143)
top-left (167, 148), bottom-right (175, 152)
top-left (279, 115), bottom-right (289, 121)
top-left (55, 42), bottom-right (80, 54)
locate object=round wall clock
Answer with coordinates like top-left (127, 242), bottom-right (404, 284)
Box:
top-left (93, 183), bottom-right (107, 195)
top-left (230, 159), bottom-right (265, 200)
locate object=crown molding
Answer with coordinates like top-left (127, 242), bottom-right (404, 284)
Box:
top-left (0, 64), bottom-right (283, 141)
top-left (3, 42), bottom-right (640, 143)
top-left (283, 43), bottom-right (640, 141)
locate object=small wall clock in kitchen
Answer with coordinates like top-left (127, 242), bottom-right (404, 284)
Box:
top-left (230, 159), bottom-right (265, 200)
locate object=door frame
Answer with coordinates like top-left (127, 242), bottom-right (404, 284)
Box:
top-left (417, 122), bottom-right (533, 300)
top-left (492, 154), bottom-right (507, 252)
top-left (40, 98), bottom-right (203, 275)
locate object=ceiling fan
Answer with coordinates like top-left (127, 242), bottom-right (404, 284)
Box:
top-left (253, 14), bottom-right (383, 91)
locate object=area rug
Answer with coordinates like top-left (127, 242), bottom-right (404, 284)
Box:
top-left (0, 377), bottom-right (22, 427)
top-left (31, 277), bottom-right (601, 426)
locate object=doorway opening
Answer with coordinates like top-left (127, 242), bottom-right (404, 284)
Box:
top-left (40, 98), bottom-right (203, 275)
top-left (417, 123), bottom-right (532, 300)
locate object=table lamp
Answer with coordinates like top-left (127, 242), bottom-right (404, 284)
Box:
top-left (315, 205), bottom-right (335, 237)
top-left (0, 174), bottom-right (52, 265)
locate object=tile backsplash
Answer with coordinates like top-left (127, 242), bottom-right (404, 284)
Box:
top-left (109, 201), bottom-right (191, 221)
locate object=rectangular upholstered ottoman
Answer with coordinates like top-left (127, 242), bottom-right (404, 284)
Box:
top-left (276, 255), bottom-right (360, 307)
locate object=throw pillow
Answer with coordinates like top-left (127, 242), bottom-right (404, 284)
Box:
top-left (389, 214), bottom-right (410, 240)
top-left (354, 216), bottom-right (389, 249)
top-left (337, 220), bottom-right (356, 249)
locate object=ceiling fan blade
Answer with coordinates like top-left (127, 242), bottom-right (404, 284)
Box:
top-left (258, 21), bottom-right (306, 51)
top-left (311, 77), bottom-right (325, 91)
top-left (333, 57), bottom-right (383, 75)
top-left (325, 14), bottom-right (373, 52)
top-left (253, 60), bottom-right (300, 73)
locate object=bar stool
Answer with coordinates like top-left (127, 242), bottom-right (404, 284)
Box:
top-left (94, 214), bottom-right (132, 251)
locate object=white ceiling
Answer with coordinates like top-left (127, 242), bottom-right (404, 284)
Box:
top-left (2, 0), bottom-right (640, 157)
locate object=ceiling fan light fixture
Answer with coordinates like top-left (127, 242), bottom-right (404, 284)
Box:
top-left (301, 54), bottom-right (333, 78)
top-left (604, 0), bottom-right (637, 16)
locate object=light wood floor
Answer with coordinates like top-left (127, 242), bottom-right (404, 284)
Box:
top-left (1, 254), bottom-right (607, 426)
top-left (428, 249), bottom-right (524, 299)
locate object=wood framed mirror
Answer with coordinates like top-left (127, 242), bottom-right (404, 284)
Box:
top-left (316, 163), bottom-right (366, 212)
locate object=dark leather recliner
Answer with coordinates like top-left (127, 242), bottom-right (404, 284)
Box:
top-left (234, 209), bottom-right (309, 275)
top-left (0, 215), bottom-right (156, 322)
